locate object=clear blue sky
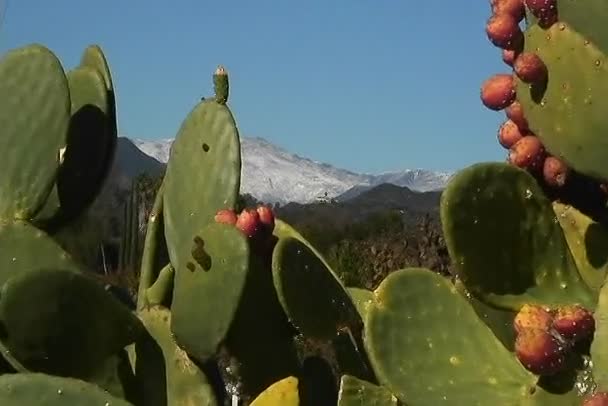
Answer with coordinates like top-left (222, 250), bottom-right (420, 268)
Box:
top-left (0, 1), bottom-right (510, 174)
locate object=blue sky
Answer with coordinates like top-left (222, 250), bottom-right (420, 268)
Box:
top-left (0, 1), bottom-right (510, 174)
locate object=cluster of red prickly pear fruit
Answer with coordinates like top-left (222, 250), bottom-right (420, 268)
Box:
top-left (214, 205), bottom-right (277, 254)
top-left (583, 392), bottom-right (608, 405)
top-left (482, 0), bottom-right (569, 189)
top-left (513, 303), bottom-right (595, 376)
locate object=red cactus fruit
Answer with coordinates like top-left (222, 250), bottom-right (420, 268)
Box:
top-left (505, 100), bottom-right (529, 131)
top-left (513, 304), bottom-right (554, 334)
top-left (509, 135), bottom-right (545, 170)
top-left (492, 0), bottom-right (526, 21)
top-left (481, 74), bottom-right (516, 111)
top-left (214, 209), bottom-right (238, 225)
top-left (498, 119), bottom-right (525, 149)
top-left (542, 156), bottom-right (569, 188)
top-left (514, 52), bottom-right (548, 83)
top-left (552, 304), bottom-right (595, 342)
top-left (524, 0), bottom-right (558, 28)
top-left (583, 392), bottom-right (608, 406)
top-left (502, 48), bottom-right (518, 66)
top-left (485, 13), bottom-right (523, 50)
top-left (235, 209), bottom-right (261, 238)
top-left (515, 328), bottom-right (566, 375)
top-left (256, 205), bottom-right (276, 230)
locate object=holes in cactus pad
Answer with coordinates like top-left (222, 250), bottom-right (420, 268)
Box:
top-left (202, 143), bottom-right (210, 152)
top-left (191, 236), bottom-right (212, 271)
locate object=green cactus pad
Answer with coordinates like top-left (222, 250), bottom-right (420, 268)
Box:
top-left (337, 375), bottom-right (398, 406)
top-left (440, 162), bottom-right (593, 310)
top-left (0, 373), bottom-right (133, 406)
top-left (347, 287), bottom-right (374, 322)
top-left (552, 202), bottom-right (608, 292)
top-left (163, 97), bottom-right (241, 274)
top-left (590, 279), bottom-right (608, 390)
top-left (170, 222), bottom-right (249, 362)
top-left (549, 1), bottom-right (608, 54)
top-left (0, 220), bottom-right (80, 286)
top-left (35, 66), bottom-right (111, 225)
top-left (364, 268), bottom-right (537, 405)
top-left (0, 44), bottom-right (71, 220)
top-left (133, 306), bottom-right (217, 406)
top-left (272, 236), bottom-right (361, 340)
top-left (249, 376), bottom-right (299, 406)
top-left (515, 23), bottom-right (608, 180)
top-left (0, 268), bottom-right (143, 378)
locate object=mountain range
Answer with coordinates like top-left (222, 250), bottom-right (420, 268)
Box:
top-left (117, 136), bottom-right (453, 204)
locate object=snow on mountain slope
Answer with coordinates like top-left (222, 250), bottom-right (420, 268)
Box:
top-left (129, 136), bottom-right (453, 204)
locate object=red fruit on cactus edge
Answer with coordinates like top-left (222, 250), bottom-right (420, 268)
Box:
top-left (552, 304), bottom-right (595, 342)
top-left (235, 209), bottom-right (260, 238)
top-left (513, 304), bottom-right (554, 334)
top-left (481, 74), bottom-right (516, 111)
top-left (524, 0), bottom-right (558, 28)
top-left (256, 205), bottom-right (275, 230)
top-left (542, 156), bottom-right (569, 188)
top-left (502, 49), bottom-right (518, 66)
top-left (214, 209), bottom-right (238, 225)
top-left (515, 328), bottom-right (566, 375)
top-left (583, 392), bottom-right (608, 406)
top-left (485, 13), bottom-right (523, 50)
top-left (514, 52), bottom-right (548, 83)
top-left (498, 119), bottom-right (525, 149)
top-left (505, 101), bottom-right (529, 131)
top-left (509, 135), bottom-right (545, 170)
top-left (492, 0), bottom-right (526, 22)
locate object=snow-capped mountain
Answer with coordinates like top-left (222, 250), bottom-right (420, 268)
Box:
top-left (128, 136), bottom-right (454, 204)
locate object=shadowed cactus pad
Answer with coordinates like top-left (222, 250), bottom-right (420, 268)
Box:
top-left (0, 268), bottom-right (143, 378)
top-left (0, 44), bottom-right (71, 220)
top-left (440, 162), bottom-right (593, 310)
top-left (364, 268), bottom-right (537, 405)
top-left (337, 375), bottom-right (398, 406)
top-left (0, 373), bottom-right (133, 406)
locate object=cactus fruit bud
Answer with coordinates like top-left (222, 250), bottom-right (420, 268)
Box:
top-left (481, 74), bottom-right (516, 110)
top-left (215, 209), bottom-right (238, 225)
top-left (513, 304), bottom-right (554, 334)
top-left (508, 135), bottom-right (545, 170)
top-left (513, 52), bottom-right (548, 84)
top-left (515, 328), bottom-right (566, 375)
top-left (582, 392), bottom-right (608, 405)
top-left (256, 205), bottom-right (276, 231)
top-left (213, 65), bottom-right (229, 104)
top-left (524, 0), bottom-right (558, 28)
top-left (485, 14), bottom-right (523, 50)
top-left (542, 156), bottom-right (569, 188)
top-left (505, 101), bottom-right (529, 131)
top-left (552, 304), bottom-right (595, 342)
top-left (235, 208), bottom-right (261, 238)
top-left (498, 119), bottom-right (525, 149)
top-left (492, 0), bottom-right (526, 21)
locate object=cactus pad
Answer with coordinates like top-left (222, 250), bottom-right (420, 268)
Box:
top-left (0, 220), bottom-right (80, 286)
top-left (337, 375), bottom-right (398, 406)
top-left (347, 287), bottom-right (374, 322)
top-left (364, 268), bottom-right (537, 405)
top-left (249, 376), bottom-right (299, 406)
top-left (590, 278), bottom-right (608, 390)
top-left (170, 222), bottom-right (249, 362)
top-left (440, 162), bottom-right (593, 310)
top-left (0, 373), bottom-right (133, 406)
top-left (134, 306), bottom-right (217, 406)
top-left (0, 44), bottom-right (71, 220)
top-left (0, 268), bottom-right (142, 378)
top-left (163, 97), bottom-right (241, 273)
top-left (515, 23), bottom-right (608, 180)
top-left (552, 202), bottom-right (608, 292)
top-left (272, 236), bottom-right (361, 340)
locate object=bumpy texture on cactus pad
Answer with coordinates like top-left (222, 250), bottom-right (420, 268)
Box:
top-left (249, 376), bottom-right (299, 406)
top-left (363, 268), bottom-right (536, 405)
top-left (0, 268), bottom-right (142, 378)
top-left (170, 222), bottom-right (249, 362)
top-left (515, 23), bottom-right (608, 180)
top-left (272, 236), bottom-right (361, 340)
top-left (337, 375), bottom-right (398, 406)
top-left (163, 97), bottom-right (241, 274)
top-left (440, 162), bottom-right (593, 310)
top-left (0, 44), bottom-right (70, 220)
top-left (132, 306), bottom-right (217, 406)
top-left (0, 373), bottom-right (133, 406)
top-left (589, 278), bottom-right (608, 390)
